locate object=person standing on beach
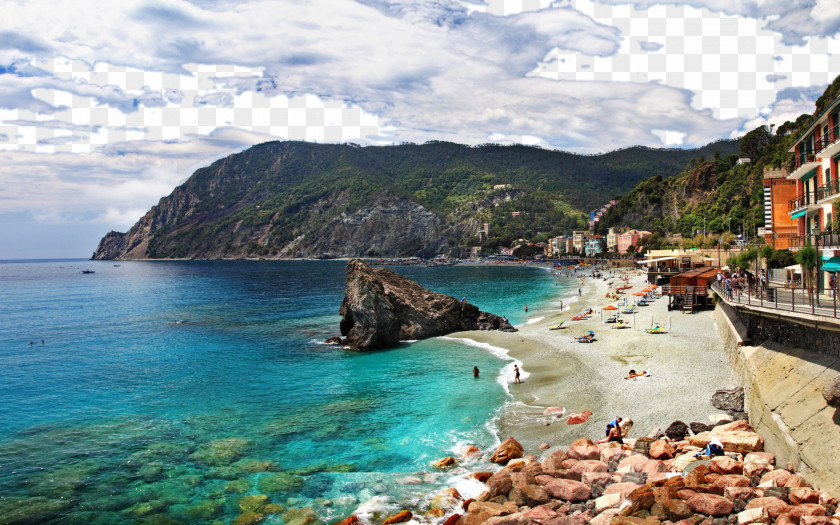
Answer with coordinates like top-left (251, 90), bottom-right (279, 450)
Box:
top-left (578, 288), bottom-right (581, 296)
top-left (513, 365), bottom-right (522, 383)
top-left (473, 366), bottom-right (479, 378)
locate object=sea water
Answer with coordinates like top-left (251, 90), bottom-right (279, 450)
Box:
top-left (0, 260), bottom-right (573, 524)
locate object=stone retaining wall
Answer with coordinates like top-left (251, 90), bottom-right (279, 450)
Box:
top-left (714, 305), bottom-right (840, 497)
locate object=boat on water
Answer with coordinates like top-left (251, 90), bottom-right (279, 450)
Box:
top-left (81, 269), bottom-right (95, 274)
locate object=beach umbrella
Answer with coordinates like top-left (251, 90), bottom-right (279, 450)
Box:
top-left (632, 292), bottom-right (645, 296)
top-left (603, 305), bottom-right (618, 310)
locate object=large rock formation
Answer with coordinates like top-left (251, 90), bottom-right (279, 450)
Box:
top-left (338, 259), bottom-right (516, 350)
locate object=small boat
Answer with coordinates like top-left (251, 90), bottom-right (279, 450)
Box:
top-left (81, 269), bottom-right (95, 274)
top-left (549, 319), bottom-right (566, 330)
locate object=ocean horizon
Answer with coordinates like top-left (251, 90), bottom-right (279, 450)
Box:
top-left (0, 259), bottom-right (575, 523)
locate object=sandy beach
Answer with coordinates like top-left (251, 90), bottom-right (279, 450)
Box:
top-left (449, 266), bottom-right (738, 454)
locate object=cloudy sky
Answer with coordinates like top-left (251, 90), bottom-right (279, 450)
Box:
top-left (2, 0), bottom-right (839, 258)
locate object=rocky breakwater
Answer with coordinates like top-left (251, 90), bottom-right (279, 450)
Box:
top-left (335, 259), bottom-right (516, 351)
top-left (336, 421), bottom-right (837, 525)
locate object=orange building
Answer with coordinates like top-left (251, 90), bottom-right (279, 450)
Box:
top-left (762, 167), bottom-right (798, 249)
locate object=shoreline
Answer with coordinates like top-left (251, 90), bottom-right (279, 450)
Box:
top-left (447, 266), bottom-right (738, 454)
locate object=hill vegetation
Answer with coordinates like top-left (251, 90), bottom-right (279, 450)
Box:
top-left (93, 139), bottom-right (738, 259)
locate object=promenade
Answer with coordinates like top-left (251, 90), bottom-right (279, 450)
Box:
top-left (711, 280), bottom-right (840, 321)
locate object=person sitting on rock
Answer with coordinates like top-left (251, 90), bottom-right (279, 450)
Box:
top-left (605, 417), bottom-right (622, 437)
top-left (598, 424), bottom-right (624, 445)
top-left (696, 438), bottom-right (724, 458)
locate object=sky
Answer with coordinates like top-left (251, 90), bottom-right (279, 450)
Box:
top-left (1, 0), bottom-right (839, 259)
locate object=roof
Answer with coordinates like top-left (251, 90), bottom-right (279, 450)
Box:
top-left (636, 256), bottom-right (677, 265)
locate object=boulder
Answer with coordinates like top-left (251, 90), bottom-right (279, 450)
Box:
top-left (690, 422), bottom-right (712, 434)
top-left (338, 259), bottom-right (516, 350)
top-left (711, 387), bottom-right (745, 413)
top-left (686, 493), bottom-right (734, 516)
top-left (508, 485), bottom-right (550, 507)
top-left (569, 460), bottom-right (608, 478)
top-left (463, 445), bottom-right (482, 459)
top-left (736, 507), bottom-right (771, 525)
top-left (618, 455), bottom-right (650, 473)
top-left (471, 472), bottom-right (493, 483)
top-left (666, 421), bottom-right (689, 441)
top-left (527, 506), bottom-right (558, 524)
top-left (619, 485), bottom-right (655, 516)
top-left (335, 516), bottom-right (361, 525)
top-left (544, 478), bottom-right (591, 502)
top-left (760, 470), bottom-right (791, 487)
top-left (590, 509), bottom-right (620, 525)
top-left (785, 474), bottom-right (813, 488)
top-left (688, 431), bottom-right (764, 454)
top-left (601, 447), bottom-right (631, 464)
top-left (709, 457), bottom-right (743, 475)
top-left (712, 475), bottom-right (750, 489)
top-left (714, 420), bottom-right (753, 433)
top-left (567, 445), bottom-right (602, 461)
top-left (594, 493), bottom-right (623, 513)
top-left (442, 514), bottom-right (462, 525)
top-left (544, 406), bottom-right (567, 416)
top-left (484, 472), bottom-right (513, 499)
top-left (382, 510), bottom-right (413, 525)
top-left (433, 457), bottom-right (458, 470)
top-left (790, 489), bottom-right (821, 505)
top-left (789, 504), bottom-right (827, 520)
top-left (582, 472), bottom-right (615, 487)
top-left (567, 413), bottom-right (591, 425)
top-left (746, 497), bottom-right (791, 519)
top-left (491, 438), bottom-right (524, 465)
top-left (604, 482), bottom-right (641, 499)
top-left (661, 499), bottom-right (694, 521)
top-left (649, 440), bottom-right (676, 460)
top-left (801, 517), bottom-right (840, 525)
top-left (821, 376), bottom-right (840, 407)
top-left (484, 512), bottom-right (531, 525)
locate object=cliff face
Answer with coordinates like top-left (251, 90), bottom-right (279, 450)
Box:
top-left (92, 139), bottom-right (739, 260)
top-left (338, 259), bottom-right (515, 350)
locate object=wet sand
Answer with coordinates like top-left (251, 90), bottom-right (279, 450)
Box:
top-left (449, 267), bottom-right (738, 454)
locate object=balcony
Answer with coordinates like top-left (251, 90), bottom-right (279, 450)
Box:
top-left (788, 190), bottom-right (820, 214)
top-left (787, 152), bottom-right (821, 180)
top-left (816, 124), bottom-right (840, 159)
top-left (817, 178), bottom-right (840, 203)
top-left (788, 233), bottom-right (840, 249)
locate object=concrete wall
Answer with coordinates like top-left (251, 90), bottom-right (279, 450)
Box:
top-left (715, 303), bottom-right (840, 496)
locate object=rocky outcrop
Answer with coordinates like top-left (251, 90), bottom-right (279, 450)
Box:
top-left (337, 259), bottom-right (516, 350)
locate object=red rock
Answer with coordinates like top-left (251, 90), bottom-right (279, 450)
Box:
top-left (789, 504), bottom-right (827, 520)
top-left (471, 472), bottom-right (493, 483)
top-left (589, 509), bottom-right (619, 525)
top-left (601, 447), bottom-right (631, 464)
top-left (567, 413), bottom-right (590, 425)
top-left (647, 472), bottom-right (669, 485)
top-left (685, 464), bottom-right (711, 487)
top-left (543, 478), bottom-right (592, 502)
top-left (382, 510), bottom-right (413, 525)
top-left (490, 437), bottom-right (524, 464)
top-left (571, 437), bottom-right (596, 447)
top-left (677, 489), bottom-right (698, 500)
top-left (485, 473), bottom-right (513, 498)
top-left (570, 459), bottom-right (608, 478)
top-left (790, 488), bottom-right (821, 505)
top-left (744, 461), bottom-right (773, 480)
top-left (649, 440), bottom-right (676, 460)
top-left (710, 457), bottom-right (744, 475)
top-left (581, 471), bottom-right (615, 486)
top-left (562, 458), bottom-right (580, 470)
top-left (662, 499), bottom-right (695, 521)
top-left (527, 505), bottom-right (558, 524)
top-left (541, 449), bottom-right (567, 472)
top-left (819, 491), bottom-right (838, 507)
top-left (442, 514), bottom-right (462, 525)
top-left (463, 445), bottom-right (482, 459)
top-left (745, 497), bottom-right (791, 519)
top-left (786, 474), bottom-right (813, 488)
top-left (335, 516), bottom-right (361, 525)
top-left (461, 498), bottom-right (474, 511)
top-left (725, 487), bottom-right (763, 501)
top-left (619, 485), bottom-right (655, 516)
top-left (618, 455), bottom-right (650, 472)
top-left (642, 460), bottom-right (669, 473)
top-left (686, 493), bottom-right (734, 516)
top-left (716, 420), bottom-right (754, 432)
top-left (705, 473), bottom-right (722, 484)
top-left (800, 517), bottom-right (840, 525)
top-left (433, 456), bottom-right (458, 470)
top-left (745, 452), bottom-right (775, 465)
top-left (663, 476), bottom-right (686, 492)
top-left (775, 514), bottom-right (797, 525)
top-left (604, 482), bottom-right (640, 499)
top-left (539, 443), bottom-right (550, 450)
top-left (567, 445), bottom-right (602, 461)
top-left (760, 469), bottom-right (792, 487)
top-left (712, 474), bottom-right (750, 488)
top-left (534, 474), bottom-right (555, 486)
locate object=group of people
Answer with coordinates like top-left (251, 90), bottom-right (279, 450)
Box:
top-left (472, 364), bottom-right (522, 384)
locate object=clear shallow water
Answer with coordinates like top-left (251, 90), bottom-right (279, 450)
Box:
top-left (0, 260), bottom-right (568, 524)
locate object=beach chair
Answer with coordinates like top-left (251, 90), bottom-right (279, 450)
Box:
top-left (611, 319), bottom-right (630, 329)
top-left (645, 323), bottom-right (664, 334)
top-left (549, 319), bottom-right (565, 330)
top-left (575, 331), bottom-right (595, 343)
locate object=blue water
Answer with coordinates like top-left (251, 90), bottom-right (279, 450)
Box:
top-left (0, 260), bottom-right (569, 524)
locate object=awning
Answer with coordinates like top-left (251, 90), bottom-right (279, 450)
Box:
top-left (822, 257), bottom-right (840, 272)
top-left (784, 264), bottom-right (802, 273)
top-left (791, 209), bottom-right (807, 219)
top-left (636, 256), bottom-right (677, 265)
top-left (702, 257), bottom-right (718, 261)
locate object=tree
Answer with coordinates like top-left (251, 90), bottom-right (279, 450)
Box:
top-left (796, 244), bottom-right (818, 305)
top-left (739, 125), bottom-right (771, 160)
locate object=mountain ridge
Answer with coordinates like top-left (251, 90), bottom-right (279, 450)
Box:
top-left (93, 139), bottom-right (739, 260)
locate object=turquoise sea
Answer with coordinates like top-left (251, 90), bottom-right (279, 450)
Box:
top-left (0, 260), bottom-right (573, 524)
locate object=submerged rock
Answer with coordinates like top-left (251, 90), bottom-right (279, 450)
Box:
top-left (337, 259), bottom-right (516, 350)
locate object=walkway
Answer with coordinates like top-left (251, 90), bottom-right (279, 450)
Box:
top-left (711, 281), bottom-right (840, 320)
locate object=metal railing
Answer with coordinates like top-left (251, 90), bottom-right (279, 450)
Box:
top-left (789, 151), bottom-right (817, 173)
top-left (817, 178), bottom-right (840, 201)
top-left (787, 233), bottom-right (840, 249)
top-left (788, 190), bottom-right (818, 212)
top-left (815, 124), bottom-right (840, 154)
top-left (712, 280), bottom-right (839, 319)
